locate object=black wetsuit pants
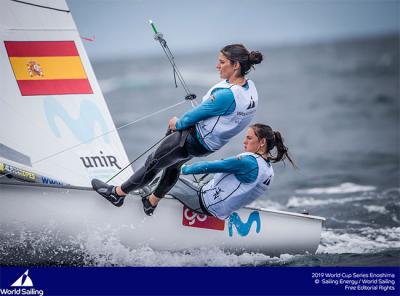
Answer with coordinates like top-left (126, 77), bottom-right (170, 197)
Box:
top-left (121, 129), bottom-right (210, 198)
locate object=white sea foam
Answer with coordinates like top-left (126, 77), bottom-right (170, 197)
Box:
top-left (286, 195), bottom-right (374, 208)
top-left (317, 227), bottom-right (400, 254)
top-left (72, 224), bottom-right (306, 267)
top-left (382, 188), bottom-right (400, 196)
top-left (81, 233), bottom-right (297, 266)
top-left (296, 183), bottom-right (376, 195)
top-left (249, 199), bottom-right (285, 210)
top-left (363, 205), bottom-right (389, 214)
top-left (329, 217), bottom-right (372, 226)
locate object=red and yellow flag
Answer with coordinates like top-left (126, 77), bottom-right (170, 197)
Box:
top-left (4, 41), bottom-right (93, 96)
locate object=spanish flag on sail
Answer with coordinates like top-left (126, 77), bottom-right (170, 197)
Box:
top-left (4, 41), bottom-right (93, 96)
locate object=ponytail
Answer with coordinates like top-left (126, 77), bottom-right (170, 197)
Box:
top-left (272, 131), bottom-right (296, 168)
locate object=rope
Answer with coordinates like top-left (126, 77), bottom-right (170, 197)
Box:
top-left (32, 100), bottom-right (186, 166)
top-left (153, 31), bottom-right (198, 108)
top-left (105, 134), bottom-right (167, 184)
top-left (161, 45), bottom-right (197, 107)
top-left (160, 42), bottom-right (191, 96)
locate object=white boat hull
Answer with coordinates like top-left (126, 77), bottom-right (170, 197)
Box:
top-left (0, 183), bottom-right (324, 257)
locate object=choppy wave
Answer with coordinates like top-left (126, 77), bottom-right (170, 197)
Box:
top-left (382, 188), bottom-right (400, 197)
top-left (295, 182), bottom-right (376, 194)
top-left (78, 226), bottom-right (294, 267)
top-left (249, 199), bottom-right (285, 211)
top-left (286, 195), bottom-right (374, 208)
top-left (318, 227), bottom-right (400, 254)
top-left (363, 205), bottom-right (389, 214)
top-left (83, 241), bottom-right (284, 267)
top-left (329, 217), bottom-right (373, 226)
top-left (0, 227), bottom-right (298, 267)
top-left (287, 188), bottom-right (400, 227)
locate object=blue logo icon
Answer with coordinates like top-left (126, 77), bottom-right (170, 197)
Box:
top-left (228, 211), bottom-right (261, 237)
top-left (41, 176), bottom-right (64, 186)
top-left (247, 96), bottom-right (256, 109)
top-left (43, 97), bottom-right (109, 143)
top-left (11, 270), bottom-right (33, 287)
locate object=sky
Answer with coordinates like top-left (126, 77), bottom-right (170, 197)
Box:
top-left (67, 0), bottom-right (400, 60)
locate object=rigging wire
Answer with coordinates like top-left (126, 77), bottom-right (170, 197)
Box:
top-left (31, 100), bottom-right (186, 166)
top-left (150, 20), bottom-right (198, 108)
top-left (105, 134), bottom-right (167, 184)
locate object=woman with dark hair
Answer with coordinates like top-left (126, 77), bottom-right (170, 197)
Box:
top-left (92, 44), bottom-right (264, 215)
top-left (159, 124), bottom-right (296, 219)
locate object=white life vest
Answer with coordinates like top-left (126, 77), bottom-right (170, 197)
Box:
top-left (200, 152), bottom-right (274, 220)
top-left (195, 80), bottom-right (258, 151)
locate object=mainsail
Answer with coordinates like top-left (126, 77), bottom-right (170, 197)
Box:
top-left (0, 0), bottom-right (133, 186)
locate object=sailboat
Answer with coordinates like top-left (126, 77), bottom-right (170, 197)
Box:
top-left (0, 0), bottom-right (325, 261)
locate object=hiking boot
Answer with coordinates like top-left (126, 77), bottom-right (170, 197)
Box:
top-left (91, 178), bottom-right (125, 207)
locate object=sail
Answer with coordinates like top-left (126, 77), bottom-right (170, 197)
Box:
top-left (0, 0), bottom-right (133, 186)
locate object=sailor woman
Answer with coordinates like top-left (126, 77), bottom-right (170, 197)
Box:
top-left (93, 44), bottom-right (264, 215)
top-left (157, 124), bottom-right (296, 219)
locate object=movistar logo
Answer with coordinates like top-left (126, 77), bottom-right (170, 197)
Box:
top-left (247, 96), bottom-right (255, 110)
top-left (44, 97), bottom-right (110, 143)
top-left (11, 270), bottom-right (33, 287)
top-left (228, 211), bottom-right (261, 237)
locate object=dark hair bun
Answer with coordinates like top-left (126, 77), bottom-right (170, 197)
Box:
top-left (249, 51), bottom-right (263, 65)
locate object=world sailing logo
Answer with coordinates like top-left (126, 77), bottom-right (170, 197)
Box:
top-left (0, 270), bottom-right (44, 296)
top-left (228, 211), bottom-right (261, 237)
top-left (246, 96), bottom-right (256, 110)
top-left (11, 270), bottom-right (33, 287)
top-left (43, 97), bottom-right (110, 143)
